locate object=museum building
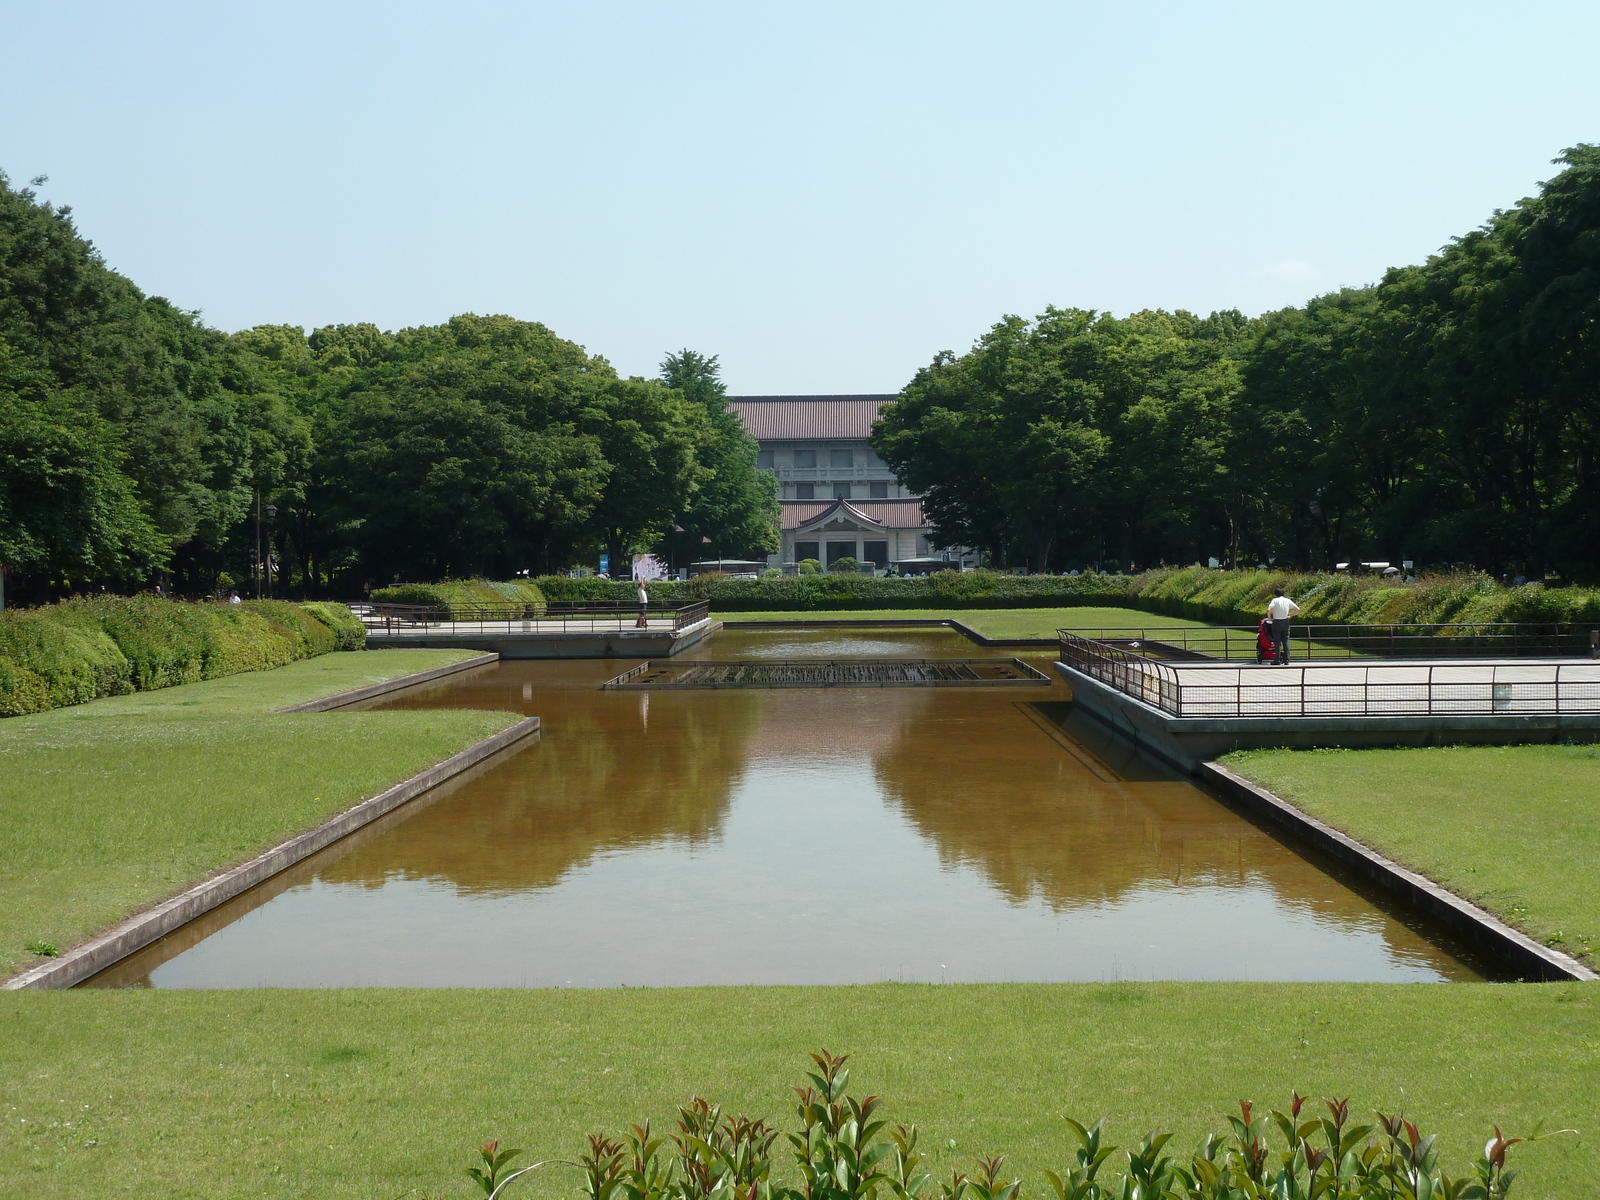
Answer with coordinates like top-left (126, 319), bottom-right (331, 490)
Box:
top-left (727, 394), bottom-right (975, 570)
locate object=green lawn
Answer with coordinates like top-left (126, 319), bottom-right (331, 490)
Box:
top-left (1225, 744), bottom-right (1600, 967)
top-left (716, 607), bottom-right (1207, 639)
top-left (1, 983), bottom-right (1594, 1198)
top-left (0, 650), bottom-right (515, 979)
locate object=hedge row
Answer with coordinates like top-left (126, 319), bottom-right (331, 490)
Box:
top-left (0, 596), bottom-right (364, 717)
top-left (369, 578), bottom-right (548, 616)
top-left (532, 569), bottom-right (1132, 610)
top-left (1129, 566), bottom-right (1600, 626)
top-left (378, 567), bottom-right (1600, 624)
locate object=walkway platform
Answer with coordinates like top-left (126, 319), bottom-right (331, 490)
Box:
top-left (1054, 639), bottom-right (1600, 771)
top-left (360, 604), bottom-right (720, 659)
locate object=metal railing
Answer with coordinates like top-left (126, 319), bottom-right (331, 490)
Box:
top-left (363, 599), bottom-right (711, 636)
top-left (1058, 633), bottom-right (1183, 712)
top-left (1056, 631), bottom-right (1600, 717)
top-left (1058, 622), bottom-right (1600, 662)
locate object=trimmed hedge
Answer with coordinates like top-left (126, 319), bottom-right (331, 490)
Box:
top-left (1128, 566), bottom-right (1600, 627)
top-left (0, 596), bottom-right (365, 718)
top-left (533, 569), bottom-right (1132, 611)
top-left (370, 578), bottom-right (547, 617)
top-left (385, 567), bottom-right (1600, 625)
top-left (299, 601), bottom-right (367, 650)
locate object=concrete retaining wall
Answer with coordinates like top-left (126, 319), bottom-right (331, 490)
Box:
top-left (1200, 762), bottom-right (1595, 983)
top-left (1055, 660), bottom-right (1600, 771)
top-left (5, 659), bottom-right (540, 990)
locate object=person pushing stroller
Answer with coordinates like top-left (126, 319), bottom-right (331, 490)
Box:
top-left (1261, 586), bottom-right (1300, 665)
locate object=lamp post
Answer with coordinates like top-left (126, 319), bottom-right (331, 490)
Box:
top-left (254, 492), bottom-right (278, 599)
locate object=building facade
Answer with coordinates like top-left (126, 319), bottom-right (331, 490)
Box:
top-left (727, 394), bottom-right (975, 569)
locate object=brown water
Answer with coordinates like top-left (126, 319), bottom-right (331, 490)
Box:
top-left (88, 627), bottom-right (1493, 987)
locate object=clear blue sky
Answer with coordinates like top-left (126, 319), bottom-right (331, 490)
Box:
top-left (4, 1), bottom-right (1597, 394)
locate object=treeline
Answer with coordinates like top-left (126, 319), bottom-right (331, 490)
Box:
top-left (874, 145), bottom-right (1600, 581)
top-left (0, 174), bottom-right (776, 603)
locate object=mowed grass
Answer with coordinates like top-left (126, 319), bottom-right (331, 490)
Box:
top-left (2, 984), bottom-right (1595, 1198)
top-left (1225, 744), bottom-right (1600, 966)
top-left (0, 650), bottom-right (515, 978)
top-left (716, 607), bottom-right (1207, 639)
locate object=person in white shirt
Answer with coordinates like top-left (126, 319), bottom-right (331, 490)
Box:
top-left (1266, 587), bottom-right (1300, 664)
top-left (635, 579), bottom-right (650, 628)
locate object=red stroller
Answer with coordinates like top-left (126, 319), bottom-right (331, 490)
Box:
top-left (1255, 618), bottom-right (1277, 665)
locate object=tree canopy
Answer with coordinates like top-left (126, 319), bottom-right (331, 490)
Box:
top-left (0, 173), bottom-right (778, 599)
top-left (874, 145), bottom-right (1600, 579)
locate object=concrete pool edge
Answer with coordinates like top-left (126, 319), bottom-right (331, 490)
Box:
top-left (3, 712), bottom-right (543, 991)
top-left (719, 617), bottom-right (1057, 648)
top-left (280, 651), bottom-right (501, 712)
top-left (1199, 762), bottom-right (1596, 983)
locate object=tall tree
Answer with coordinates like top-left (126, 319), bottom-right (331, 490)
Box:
top-left (660, 349), bottom-right (777, 561)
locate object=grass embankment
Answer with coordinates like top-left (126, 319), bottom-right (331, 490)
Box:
top-left (1225, 744), bottom-right (1600, 967)
top-left (716, 608), bottom-right (1207, 639)
top-left (1, 984), bottom-right (1594, 1197)
top-left (0, 649), bottom-right (515, 978)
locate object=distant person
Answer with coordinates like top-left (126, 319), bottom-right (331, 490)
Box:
top-left (636, 579), bottom-right (649, 628)
top-left (229, 591), bottom-right (241, 605)
top-left (1266, 587), bottom-right (1300, 664)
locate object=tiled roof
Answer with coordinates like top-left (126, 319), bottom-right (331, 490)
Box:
top-left (780, 498), bottom-right (926, 531)
top-left (728, 395), bottom-right (897, 441)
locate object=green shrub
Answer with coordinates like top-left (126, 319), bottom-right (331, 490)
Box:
top-left (0, 595), bottom-right (354, 718)
top-left (827, 556), bottom-right (859, 573)
top-left (241, 600), bottom-right (337, 659)
top-left (1126, 567), bottom-right (1600, 629)
top-left (0, 606), bottom-right (131, 712)
top-left (0, 657), bottom-right (51, 717)
top-left (300, 601), bottom-right (367, 650)
top-left (797, 558), bottom-right (820, 575)
top-left (371, 578), bottom-right (547, 616)
top-left (466, 1049), bottom-right (1561, 1200)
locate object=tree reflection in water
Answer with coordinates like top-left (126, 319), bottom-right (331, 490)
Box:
top-left (324, 660), bottom-right (763, 895)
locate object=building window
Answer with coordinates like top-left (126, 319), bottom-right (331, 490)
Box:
top-left (833, 483), bottom-right (852, 499)
top-left (756, 449), bottom-right (774, 470)
top-left (863, 540), bottom-right (889, 567)
top-left (794, 541), bottom-right (819, 564)
top-left (793, 449), bottom-right (817, 469)
top-left (794, 482), bottom-right (815, 500)
top-left (868, 481), bottom-right (888, 498)
top-left (830, 449), bottom-right (853, 468)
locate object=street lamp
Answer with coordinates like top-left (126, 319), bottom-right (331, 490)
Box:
top-left (255, 493), bottom-right (279, 599)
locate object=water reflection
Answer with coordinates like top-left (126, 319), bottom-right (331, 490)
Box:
top-left (324, 664), bottom-right (763, 895)
top-left (85, 628), bottom-right (1492, 988)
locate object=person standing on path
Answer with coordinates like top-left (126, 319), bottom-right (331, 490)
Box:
top-left (1266, 586), bottom-right (1300, 664)
top-left (636, 579), bottom-right (650, 628)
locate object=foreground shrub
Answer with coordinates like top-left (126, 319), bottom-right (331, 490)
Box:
top-left (0, 605), bottom-right (131, 714)
top-left (0, 595), bottom-right (357, 717)
top-left (469, 1050), bottom-right (1564, 1200)
top-left (371, 577), bottom-right (547, 616)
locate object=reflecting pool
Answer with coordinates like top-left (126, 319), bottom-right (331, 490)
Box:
top-left (87, 627), bottom-right (1495, 987)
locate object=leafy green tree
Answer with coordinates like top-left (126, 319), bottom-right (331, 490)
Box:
top-left (311, 315), bottom-right (610, 582)
top-left (660, 349), bottom-right (778, 561)
top-left (583, 375), bottom-right (709, 574)
top-left (0, 172), bottom-right (253, 591)
top-left (0, 340), bottom-right (164, 594)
